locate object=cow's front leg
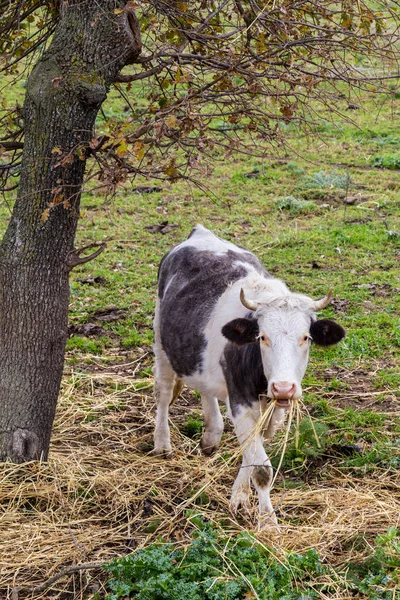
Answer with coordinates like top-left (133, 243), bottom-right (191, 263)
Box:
top-left (200, 394), bottom-right (224, 455)
top-left (263, 405), bottom-right (287, 441)
top-left (230, 406), bottom-right (278, 529)
top-left (230, 459), bottom-right (252, 514)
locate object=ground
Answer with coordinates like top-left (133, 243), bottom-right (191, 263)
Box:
top-left (0, 77), bottom-right (399, 598)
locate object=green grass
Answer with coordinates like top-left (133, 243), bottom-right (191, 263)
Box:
top-left (3, 74), bottom-right (398, 481)
top-left (1, 62), bottom-right (400, 599)
top-left (180, 417), bottom-right (204, 440)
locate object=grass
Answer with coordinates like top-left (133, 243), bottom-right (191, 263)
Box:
top-left (0, 61), bottom-right (400, 599)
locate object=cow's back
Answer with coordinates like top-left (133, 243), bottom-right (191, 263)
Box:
top-left (157, 226), bottom-right (268, 377)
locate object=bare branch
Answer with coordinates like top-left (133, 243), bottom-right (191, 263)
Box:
top-left (116, 63), bottom-right (168, 83)
top-left (2, 0), bottom-right (399, 191)
top-left (66, 243), bottom-right (106, 271)
top-left (0, 141), bottom-right (24, 151)
top-left (13, 561), bottom-right (104, 596)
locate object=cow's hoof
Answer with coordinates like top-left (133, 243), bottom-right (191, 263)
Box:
top-left (258, 513), bottom-right (280, 533)
top-left (200, 432), bottom-right (222, 455)
top-left (200, 440), bottom-right (217, 456)
top-left (229, 490), bottom-right (251, 515)
top-left (151, 446), bottom-right (173, 458)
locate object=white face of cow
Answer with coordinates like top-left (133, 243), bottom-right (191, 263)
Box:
top-left (221, 288), bottom-right (345, 406)
top-left (256, 308), bottom-right (313, 403)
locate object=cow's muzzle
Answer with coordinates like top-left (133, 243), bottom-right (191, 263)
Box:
top-left (271, 382), bottom-right (296, 407)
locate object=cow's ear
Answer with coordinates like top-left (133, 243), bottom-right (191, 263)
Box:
top-left (310, 319), bottom-right (345, 346)
top-left (222, 318), bottom-right (259, 346)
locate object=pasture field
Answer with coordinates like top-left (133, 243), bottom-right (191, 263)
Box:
top-left (0, 77), bottom-right (399, 598)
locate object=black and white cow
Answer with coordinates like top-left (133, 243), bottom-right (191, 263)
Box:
top-left (153, 225), bottom-right (345, 526)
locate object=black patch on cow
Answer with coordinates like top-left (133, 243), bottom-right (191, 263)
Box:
top-left (310, 318), bottom-right (345, 346)
top-left (157, 249), bottom-right (172, 282)
top-left (221, 340), bottom-right (268, 416)
top-left (158, 245), bottom-right (270, 377)
top-left (252, 465), bottom-right (272, 488)
top-left (222, 318), bottom-right (259, 346)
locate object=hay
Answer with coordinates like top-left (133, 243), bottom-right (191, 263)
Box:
top-left (1, 363), bottom-right (399, 598)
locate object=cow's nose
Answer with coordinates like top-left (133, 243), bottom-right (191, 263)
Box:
top-left (271, 382), bottom-right (296, 399)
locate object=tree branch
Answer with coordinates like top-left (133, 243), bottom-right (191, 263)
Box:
top-left (0, 141), bottom-right (24, 151)
top-left (12, 561), bottom-right (104, 596)
top-left (116, 63), bottom-right (167, 83)
top-left (66, 243), bottom-right (106, 271)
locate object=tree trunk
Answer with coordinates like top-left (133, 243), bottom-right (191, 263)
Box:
top-left (0, 1), bottom-right (141, 462)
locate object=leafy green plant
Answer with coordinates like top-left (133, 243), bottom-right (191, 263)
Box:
top-left (346, 527), bottom-right (400, 599)
top-left (374, 527), bottom-right (400, 570)
top-left (354, 132), bottom-right (400, 147)
top-left (286, 162), bottom-right (304, 175)
top-left (104, 521), bottom-right (326, 600)
top-left (280, 417), bottom-right (329, 468)
top-left (104, 521), bottom-right (400, 600)
top-left (299, 170), bottom-right (351, 189)
top-left (275, 196), bottom-right (317, 215)
top-left (342, 441), bottom-right (400, 471)
top-left (370, 154), bottom-right (400, 169)
top-left (180, 417), bottom-right (204, 439)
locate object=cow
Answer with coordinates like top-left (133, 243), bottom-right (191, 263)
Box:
top-left (153, 225), bottom-right (345, 527)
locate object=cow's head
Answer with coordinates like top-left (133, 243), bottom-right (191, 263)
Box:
top-left (221, 288), bottom-right (345, 406)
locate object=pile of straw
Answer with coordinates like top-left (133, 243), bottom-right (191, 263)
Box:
top-left (1, 360), bottom-right (399, 598)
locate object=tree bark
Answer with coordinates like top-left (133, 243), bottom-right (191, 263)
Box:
top-left (0, 1), bottom-right (141, 462)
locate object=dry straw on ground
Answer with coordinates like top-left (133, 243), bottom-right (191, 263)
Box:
top-left (1, 362), bottom-right (399, 599)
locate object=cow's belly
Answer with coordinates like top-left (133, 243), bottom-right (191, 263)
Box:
top-left (181, 364), bottom-right (228, 401)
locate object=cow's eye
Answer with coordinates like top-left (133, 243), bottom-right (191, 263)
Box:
top-left (260, 335), bottom-right (265, 341)
top-left (302, 334), bottom-right (311, 344)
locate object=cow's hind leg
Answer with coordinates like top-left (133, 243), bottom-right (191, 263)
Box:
top-left (153, 297), bottom-right (182, 456)
top-left (153, 352), bottom-right (181, 456)
top-left (200, 395), bottom-right (224, 455)
top-left (153, 302), bottom-right (183, 456)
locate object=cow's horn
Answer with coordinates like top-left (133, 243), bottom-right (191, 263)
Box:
top-left (313, 288), bottom-right (333, 311)
top-left (240, 288), bottom-right (258, 311)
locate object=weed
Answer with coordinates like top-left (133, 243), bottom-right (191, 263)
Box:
top-left (299, 170), bottom-right (351, 189)
top-left (180, 417), bottom-right (204, 439)
top-left (342, 442), bottom-right (400, 471)
top-left (275, 196), bottom-right (317, 215)
top-left (286, 162), bottom-right (304, 175)
top-left (104, 521), bottom-right (327, 600)
top-left (193, 490), bottom-right (210, 506)
top-left (277, 417), bottom-right (329, 469)
top-left (370, 154), bottom-right (400, 170)
top-left (354, 132), bottom-right (400, 147)
top-left (104, 520), bottom-right (400, 600)
top-left (142, 517), bottom-right (163, 533)
top-left (346, 527), bottom-right (400, 599)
